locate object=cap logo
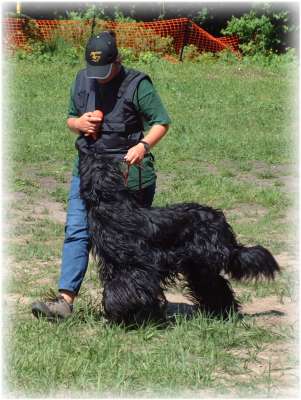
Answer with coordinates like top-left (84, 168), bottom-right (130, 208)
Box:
top-left (90, 51), bottom-right (102, 63)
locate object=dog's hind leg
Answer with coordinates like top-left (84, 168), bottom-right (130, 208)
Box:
top-left (182, 264), bottom-right (240, 317)
top-left (102, 269), bottom-right (167, 325)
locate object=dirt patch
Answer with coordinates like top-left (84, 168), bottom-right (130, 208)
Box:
top-left (245, 161), bottom-right (298, 194)
top-left (37, 173), bottom-right (71, 191)
top-left (235, 171), bottom-right (298, 194)
top-left (24, 165), bottom-right (72, 190)
top-left (34, 277), bottom-right (57, 286)
top-left (217, 160), bottom-right (298, 193)
top-left (282, 204), bottom-right (298, 225)
top-left (250, 161), bottom-right (297, 177)
top-left (277, 175), bottom-right (298, 195)
top-left (225, 340), bottom-right (298, 397)
top-left (242, 295), bottom-right (297, 327)
top-left (236, 172), bottom-right (277, 189)
top-left (177, 160), bottom-right (220, 176)
top-left (254, 344), bottom-right (298, 397)
top-left (9, 258), bottom-right (60, 279)
top-left (275, 252), bottom-right (298, 269)
top-left (4, 191), bottom-right (27, 202)
top-left (37, 176), bottom-right (59, 191)
top-left (225, 203), bottom-right (268, 223)
top-left (165, 291), bottom-right (297, 328)
top-left (3, 235), bottom-right (32, 245)
top-left (3, 293), bottom-right (33, 315)
top-left (165, 287), bottom-right (298, 394)
top-left (156, 171), bottom-right (176, 193)
top-left (165, 292), bottom-right (193, 304)
top-left (176, 159), bottom-right (298, 196)
top-left (205, 163), bottom-right (219, 175)
top-left (5, 190), bottom-right (66, 228)
top-left (33, 200), bottom-right (66, 224)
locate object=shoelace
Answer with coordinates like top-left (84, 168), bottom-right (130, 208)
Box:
top-left (43, 288), bottom-right (61, 302)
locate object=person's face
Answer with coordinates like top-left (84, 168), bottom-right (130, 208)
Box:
top-left (96, 61), bottom-right (121, 85)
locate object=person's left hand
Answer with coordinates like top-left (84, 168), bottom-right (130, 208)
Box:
top-left (124, 143), bottom-right (146, 165)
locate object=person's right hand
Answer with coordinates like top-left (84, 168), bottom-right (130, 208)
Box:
top-left (75, 111), bottom-right (103, 137)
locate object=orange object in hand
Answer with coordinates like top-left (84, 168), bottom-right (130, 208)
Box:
top-left (90, 109), bottom-right (104, 140)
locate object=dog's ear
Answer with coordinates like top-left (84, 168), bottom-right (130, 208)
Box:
top-left (91, 158), bottom-right (126, 199)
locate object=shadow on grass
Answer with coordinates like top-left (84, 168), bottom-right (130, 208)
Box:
top-left (47, 300), bottom-right (287, 333)
top-left (73, 301), bottom-right (237, 328)
top-left (243, 310), bottom-right (285, 317)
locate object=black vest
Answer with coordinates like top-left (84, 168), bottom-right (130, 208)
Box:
top-left (74, 66), bottom-right (151, 155)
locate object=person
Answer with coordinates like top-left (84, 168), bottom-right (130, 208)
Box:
top-left (31, 31), bottom-right (171, 320)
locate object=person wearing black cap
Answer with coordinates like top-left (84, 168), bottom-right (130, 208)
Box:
top-left (31, 31), bottom-right (171, 320)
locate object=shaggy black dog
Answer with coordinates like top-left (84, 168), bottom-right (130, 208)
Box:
top-left (76, 137), bottom-right (280, 325)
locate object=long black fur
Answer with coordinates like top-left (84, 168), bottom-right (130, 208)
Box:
top-left (76, 137), bottom-right (280, 325)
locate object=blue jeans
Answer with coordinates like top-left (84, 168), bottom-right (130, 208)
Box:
top-left (59, 175), bottom-right (156, 294)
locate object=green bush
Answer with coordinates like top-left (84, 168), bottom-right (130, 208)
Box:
top-left (66, 5), bottom-right (106, 21)
top-left (13, 34), bottom-right (82, 65)
top-left (241, 48), bottom-right (298, 69)
top-left (115, 30), bottom-right (174, 57)
top-left (183, 44), bottom-right (201, 61)
top-left (195, 51), bottom-right (216, 64)
top-left (119, 47), bottom-right (138, 63)
top-left (138, 51), bottom-right (160, 64)
top-left (186, 48), bottom-right (238, 66)
top-left (113, 7), bottom-right (137, 23)
top-left (215, 49), bottom-right (238, 64)
top-left (222, 7), bottom-right (293, 56)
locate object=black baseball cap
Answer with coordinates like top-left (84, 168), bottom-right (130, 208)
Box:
top-left (85, 31), bottom-right (118, 79)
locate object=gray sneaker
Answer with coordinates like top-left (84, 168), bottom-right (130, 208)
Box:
top-left (31, 293), bottom-right (73, 321)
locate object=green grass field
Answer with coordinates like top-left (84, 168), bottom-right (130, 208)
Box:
top-left (3, 56), bottom-right (298, 397)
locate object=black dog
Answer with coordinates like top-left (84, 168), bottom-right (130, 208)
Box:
top-left (76, 137), bottom-right (279, 325)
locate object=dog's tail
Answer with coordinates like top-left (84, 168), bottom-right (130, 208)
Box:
top-left (226, 245), bottom-right (280, 280)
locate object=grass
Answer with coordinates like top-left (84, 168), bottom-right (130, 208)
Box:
top-left (4, 55), bottom-right (298, 397)
top-left (6, 313), bottom-right (294, 397)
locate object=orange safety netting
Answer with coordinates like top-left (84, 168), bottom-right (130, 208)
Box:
top-left (187, 20), bottom-right (239, 53)
top-left (2, 17), bottom-right (239, 55)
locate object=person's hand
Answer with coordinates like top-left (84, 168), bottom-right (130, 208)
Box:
top-left (124, 143), bottom-right (146, 165)
top-left (75, 110), bottom-right (103, 139)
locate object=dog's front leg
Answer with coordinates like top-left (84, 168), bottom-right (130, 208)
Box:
top-left (102, 269), bottom-right (166, 326)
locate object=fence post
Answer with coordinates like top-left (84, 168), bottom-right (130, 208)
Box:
top-left (16, 2), bottom-right (22, 15)
top-left (179, 19), bottom-right (191, 62)
top-left (90, 7), bottom-right (97, 37)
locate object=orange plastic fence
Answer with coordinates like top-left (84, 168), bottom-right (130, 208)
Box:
top-left (188, 21), bottom-right (239, 53)
top-left (3, 17), bottom-right (239, 55)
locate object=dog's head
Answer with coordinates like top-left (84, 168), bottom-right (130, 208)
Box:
top-left (78, 152), bottom-right (129, 205)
